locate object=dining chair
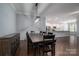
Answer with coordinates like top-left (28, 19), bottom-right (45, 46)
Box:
top-left (48, 32), bottom-right (53, 35)
top-left (42, 34), bottom-right (56, 56)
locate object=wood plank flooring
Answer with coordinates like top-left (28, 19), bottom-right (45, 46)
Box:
top-left (16, 36), bottom-right (79, 56)
top-left (16, 40), bottom-right (27, 56)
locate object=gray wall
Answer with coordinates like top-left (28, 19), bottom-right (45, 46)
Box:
top-left (0, 4), bottom-right (16, 37)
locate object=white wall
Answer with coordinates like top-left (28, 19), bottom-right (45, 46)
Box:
top-left (29, 16), bottom-right (46, 33)
top-left (16, 14), bottom-right (33, 40)
top-left (0, 4), bottom-right (16, 37)
top-left (16, 14), bottom-right (33, 32)
top-left (40, 17), bottom-right (46, 31)
top-left (16, 14), bottom-right (46, 40)
top-left (77, 16), bottom-right (79, 36)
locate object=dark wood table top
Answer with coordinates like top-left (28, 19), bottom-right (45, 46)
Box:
top-left (29, 33), bottom-right (56, 43)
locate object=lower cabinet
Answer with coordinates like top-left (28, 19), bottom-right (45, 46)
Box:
top-left (0, 33), bottom-right (20, 56)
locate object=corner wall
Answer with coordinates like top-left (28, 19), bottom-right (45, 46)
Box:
top-left (0, 4), bottom-right (16, 37)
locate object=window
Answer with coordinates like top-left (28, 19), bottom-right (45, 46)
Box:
top-left (69, 23), bottom-right (77, 32)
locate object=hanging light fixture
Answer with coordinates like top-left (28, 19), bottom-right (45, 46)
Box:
top-left (35, 16), bottom-right (40, 23)
top-left (34, 3), bottom-right (40, 23)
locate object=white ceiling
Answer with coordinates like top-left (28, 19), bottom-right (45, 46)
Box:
top-left (13, 3), bottom-right (34, 16)
top-left (41, 3), bottom-right (79, 16)
top-left (13, 3), bottom-right (49, 16)
top-left (41, 3), bottom-right (79, 24)
top-left (13, 3), bottom-right (79, 24)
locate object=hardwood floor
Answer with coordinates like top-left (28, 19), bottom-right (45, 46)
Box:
top-left (55, 36), bottom-right (70, 56)
top-left (16, 40), bottom-right (27, 56)
top-left (16, 36), bottom-right (79, 56)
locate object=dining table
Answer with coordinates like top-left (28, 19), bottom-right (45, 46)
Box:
top-left (28, 33), bottom-right (56, 56)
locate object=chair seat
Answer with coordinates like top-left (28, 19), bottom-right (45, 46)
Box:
top-left (43, 49), bottom-right (52, 52)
